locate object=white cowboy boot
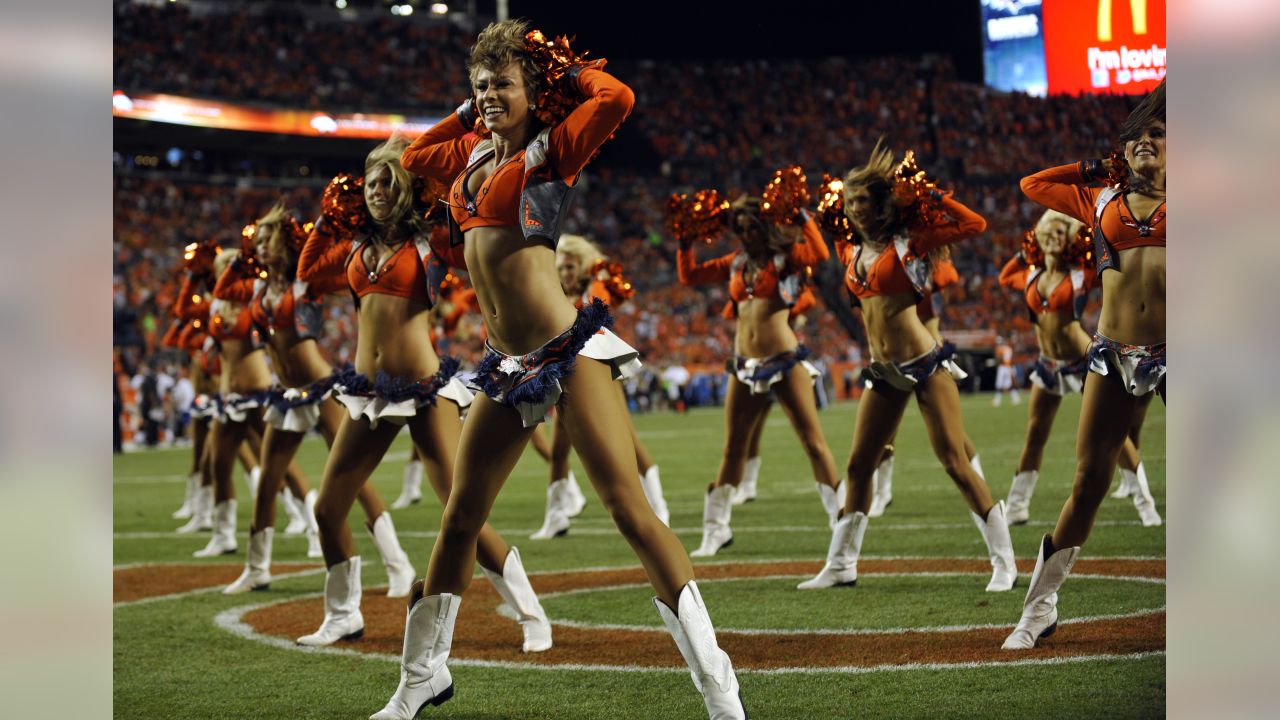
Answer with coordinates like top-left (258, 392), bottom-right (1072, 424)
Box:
top-left (245, 466), bottom-right (261, 501)
top-left (530, 479), bottom-right (571, 540)
top-left (172, 472), bottom-right (198, 519)
top-left (282, 491), bottom-right (308, 535)
top-left (224, 528), bottom-right (273, 594)
top-left (391, 459), bottom-right (424, 510)
top-left (868, 454), bottom-right (895, 517)
top-left (1002, 536), bottom-right (1079, 650)
top-left (175, 484), bottom-right (214, 533)
top-left (1111, 466), bottom-right (1137, 498)
top-left (798, 511), bottom-right (867, 589)
top-left (369, 513), bottom-right (416, 598)
top-left (304, 490), bottom-right (323, 559)
top-left (297, 556), bottom-right (364, 646)
top-left (816, 480), bottom-right (845, 529)
top-left (563, 470), bottom-right (587, 518)
top-left (971, 500), bottom-right (1017, 592)
top-left (370, 588), bottom-right (459, 719)
top-left (193, 499), bottom-right (238, 557)
top-left (653, 581), bottom-right (746, 720)
top-left (970, 453), bottom-right (986, 479)
top-left (1127, 463), bottom-right (1163, 526)
top-left (731, 456), bottom-right (761, 505)
top-left (690, 485), bottom-right (735, 558)
top-left (640, 465), bottom-right (670, 527)
top-left (1006, 470), bottom-right (1039, 525)
top-left (481, 547), bottom-right (552, 652)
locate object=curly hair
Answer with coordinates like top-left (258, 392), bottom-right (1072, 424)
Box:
top-left (468, 19), bottom-right (541, 103)
top-left (1034, 209), bottom-right (1083, 249)
top-left (842, 137), bottom-right (904, 241)
top-left (557, 233), bottom-right (605, 272)
top-left (364, 135), bottom-right (423, 240)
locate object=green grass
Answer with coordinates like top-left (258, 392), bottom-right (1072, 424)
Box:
top-left (113, 394), bottom-right (1165, 719)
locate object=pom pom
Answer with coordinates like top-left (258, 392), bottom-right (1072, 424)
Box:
top-left (588, 259), bottom-right (636, 304)
top-left (893, 150), bottom-right (947, 227)
top-left (816, 174), bottom-right (857, 246)
top-left (760, 165), bottom-right (809, 226)
top-left (1021, 225), bottom-right (1094, 269)
top-left (1104, 150), bottom-right (1130, 191)
top-left (183, 239), bottom-right (220, 275)
top-left (1020, 229), bottom-right (1044, 267)
top-left (320, 174), bottom-right (370, 236)
top-left (416, 175), bottom-right (450, 224)
top-left (665, 190), bottom-right (731, 244)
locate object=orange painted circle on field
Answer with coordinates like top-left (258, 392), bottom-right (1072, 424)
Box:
top-left (237, 558), bottom-right (1164, 670)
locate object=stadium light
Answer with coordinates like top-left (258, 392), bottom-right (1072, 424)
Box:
top-left (430, 3), bottom-right (448, 14)
top-left (335, 0), bottom-right (347, 8)
top-left (391, 4), bottom-right (414, 16)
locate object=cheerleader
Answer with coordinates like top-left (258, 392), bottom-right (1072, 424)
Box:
top-left (379, 21), bottom-right (744, 719)
top-left (997, 211), bottom-right (1161, 527)
top-left (530, 233), bottom-right (669, 539)
top-left (217, 203), bottom-right (412, 593)
top-left (1004, 81), bottom-right (1166, 649)
top-left (800, 141), bottom-right (1016, 593)
top-left (294, 140), bottom-right (551, 652)
top-left (676, 193), bottom-right (841, 560)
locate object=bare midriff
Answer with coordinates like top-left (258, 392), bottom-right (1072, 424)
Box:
top-left (263, 329), bottom-right (333, 389)
top-left (1099, 246), bottom-right (1165, 346)
top-left (464, 225), bottom-right (579, 356)
top-left (354, 295), bottom-right (440, 380)
top-left (219, 340), bottom-right (272, 395)
top-left (734, 296), bottom-right (797, 358)
top-left (860, 292), bottom-right (939, 364)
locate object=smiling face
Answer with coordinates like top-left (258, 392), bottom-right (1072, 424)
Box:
top-left (556, 253), bottom-right (582, 294)
top-left (363, 164), bottom-right (395, 222)
top-left (1124, 120), bottom-right (1166, 176)
top-left (473, 61), bottom-right (534, 135)
top-left (254, 222), bottom-right (286, 268)
top-left (843, 183), bottom-right (880, 237)
top-left (1037, 219), bottom-right (1070, 256)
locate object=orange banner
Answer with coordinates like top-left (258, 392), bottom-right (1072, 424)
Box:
top-left (112, 91), bottom-right (441, 138)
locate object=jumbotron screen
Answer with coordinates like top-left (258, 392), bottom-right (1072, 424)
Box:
top-left (983, 0), bottom-right (1165, 96)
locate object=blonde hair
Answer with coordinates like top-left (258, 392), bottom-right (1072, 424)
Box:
top-left (468, 19), bottom-right (541, 102)
top-left (1034, 209), bottom-right (1082, 246)
top-left (364, 135), bottom-right (418, 234)
top-left (256, 201), bottom-right (288, 229)
top-left (212, 247), bottom-right (238, 277)
top-left (842, 137), bottom-right (903, 239)
top-left (557, 233), bottom-right (605, 272)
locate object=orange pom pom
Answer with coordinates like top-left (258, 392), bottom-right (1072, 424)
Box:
top-left (589, 260), bottom-right (636, 304)
top-left (893, 150), bottom-right (947, 227)
top-left (665, 190), bottom-right (731, 244)
top-left (760, 165), bottom-right (809, 226)
top-left (816, 174), bottom-right (857, 246)
top-left (320, 174), bottom-right (369, 236)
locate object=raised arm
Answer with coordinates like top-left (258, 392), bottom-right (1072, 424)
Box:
top-left (1019, 163), bottom-right (1101, 225)
top-left (401, 104), bottom-right (481, 183)
top-left (677, 244), bottom-right (737, 286)
top-left (297, 220), bottom-right (354, 285)
top-left (788, 217), bottom-right (830, 267)
top-left (174, 275), bottom-right (210, 321)
top-left (549, 66), bottom-right (635, 182)
top-left (999, 255), bottom-right (1029, 291)
top-left (912, 194), bottom-right (988, 254)
top-left (212, 262), bottom-right (257, 303)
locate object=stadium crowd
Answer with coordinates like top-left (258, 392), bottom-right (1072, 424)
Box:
top-left (113, 4), bottom-right (1138, 446)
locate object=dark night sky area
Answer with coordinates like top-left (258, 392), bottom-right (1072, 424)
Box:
top-left (496, 1), bottom-right (985, 81)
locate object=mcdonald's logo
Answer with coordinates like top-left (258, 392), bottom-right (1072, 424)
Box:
top-left (1098, 0), bottom-right (1148, 41)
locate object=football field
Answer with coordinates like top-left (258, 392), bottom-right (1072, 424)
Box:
top-left (113, 394), bottom-right (1165, 719)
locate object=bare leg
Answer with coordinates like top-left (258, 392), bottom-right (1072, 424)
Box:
top-left (312, 415), bottom-right (401, 568)
top-left (237, 436), bottom-right (259, 475)
top-left (619, 384), bottom-right (656, 474)
top-left (405, 401), bottom-right (510, 574)
top-left (549, 414), bottom-right (572, 484)
top-left (745, 403), bottom-right (768, 458)
top-left (844, 385), bottom-right (910, 515)
top-left (773, 363), bottom-right (839, 489)
top-left (190, 416), bottom-right (209, 475)
top-left (1017, 384), bottom-right (1063, 473)
top-left (1052, 372), bottom-right (1141, 549)
top-left (253, 425), bottom-right (307, 532)
top-left (315, 398), bottom-right (387, 524)
top-left (712, 378), bottom-right (773, 490)
top-left (915, 373), bottom-right (995, 515)
top-left (529, 424), bottom-right (553, 463)
top-left (425, 394), bottom-right (535, 595)
top-left (212, 417), bottom-right (255, 503)
top-left (561, 361), bottom-right (692, 607)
